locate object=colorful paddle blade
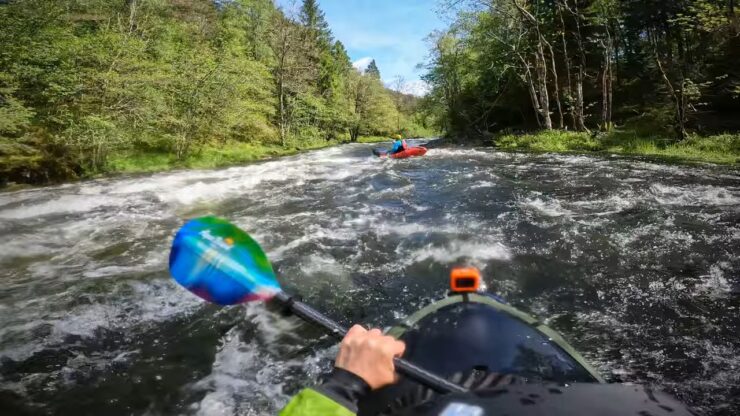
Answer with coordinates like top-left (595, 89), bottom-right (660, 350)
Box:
top-left (169, 216), bottom-right (281, 305)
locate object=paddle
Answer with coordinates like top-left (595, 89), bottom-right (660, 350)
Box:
top-left (168, 216), bottom-right (467, 394)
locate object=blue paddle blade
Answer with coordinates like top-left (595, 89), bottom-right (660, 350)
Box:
top-left (169, 216), bottom-right (282, 305)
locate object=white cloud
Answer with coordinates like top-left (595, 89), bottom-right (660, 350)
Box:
top-left (402, 80), bottom-right (430, 97)
top-left (386, 79), bottom-right (430, 97)
top-left (352, 57), bottom-right (374, 72)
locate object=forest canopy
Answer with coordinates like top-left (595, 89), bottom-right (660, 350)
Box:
top-left (0, 0), bottom-right (435, 185)
top-left (422, 0), bottom-right (740, 141)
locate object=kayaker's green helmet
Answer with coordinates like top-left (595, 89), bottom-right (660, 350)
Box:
top-left (392, 134), bottom-right (402, 140)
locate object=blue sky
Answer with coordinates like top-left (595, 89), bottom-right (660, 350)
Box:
top-left (276, 0), bottom-right (446, 95)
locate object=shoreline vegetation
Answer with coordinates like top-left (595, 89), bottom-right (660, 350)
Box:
top-left (0, 1), bottom-right (437, 188)
top-left (491, 131), bottom-right (740, 165)
top-left (3, 0), bottom-right (740, 189)
top-left (0, 135), bottom-right (393, 191)
top-left (5, 130), bottom-right (736, 193)
top-left (108, 135), bottom-right (392, 174)
top-left (421, 1), bottom-right (740, 169)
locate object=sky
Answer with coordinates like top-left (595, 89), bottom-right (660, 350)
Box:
top-left (276, 0), bottom-right (446, 96)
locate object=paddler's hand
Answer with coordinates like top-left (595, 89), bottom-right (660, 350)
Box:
top-left (335, 324), bottom-right (406, 390)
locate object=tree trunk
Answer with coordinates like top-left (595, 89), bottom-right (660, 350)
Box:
top-left (654, 52), bottom-right (688, 141)
top-left (600, 54), bottom-right (611, 131)
top-left (600, 34), bottom-right (614, 131)
top-left (575, 67), bottom-right (588, 132)
top-left (535, 42), bottom-right (553, 130)
top-left (128, 0), bottom-right (137, 33)
top-left (562, 0), bottom-right (588, 131)
top-left (278, 80), bottom-right (287, 147)
top-left (518, 54), bottom-right (543, 128)
top-left (546, 40), bottom-right (564, 129)
top-left (526, 70), bottom-right (542, 128)
top-left (558, 1), bottom-right (576, 130)
top-left (512, 0), bottom-right (552, 130)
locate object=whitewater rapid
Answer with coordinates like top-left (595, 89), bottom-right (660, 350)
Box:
top-left (0, 143), bottom-right (738, 415)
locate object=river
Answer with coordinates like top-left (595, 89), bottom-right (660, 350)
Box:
top-left (0, 142), bottom-right (738, 415)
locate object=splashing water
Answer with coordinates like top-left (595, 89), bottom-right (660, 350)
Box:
top-left (0, 143), bottom-right (738, 415)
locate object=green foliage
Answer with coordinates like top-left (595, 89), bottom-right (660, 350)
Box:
top-left (0, 74), bottom-right (33, 135)
top-left (365, 60), bottom-right (381, 79)
top-left (496, 131), bottom-right (601, 152)
top-left (356, 136), bottom-right (391, 143)
top-left (109, 141), bottom-right (305, 174)
top-left (495, 130), bottom-right (739, 164)
top-left (300, 0), bottom-right (331, 46)
top-left (424, 0), bottom-right (740, 141)
top-left (0, 0), bottom-right (433, 186)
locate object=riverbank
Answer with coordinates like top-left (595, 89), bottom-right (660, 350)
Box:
top-left (108, 136), bottom-right (394, 174)
top-left (0, 137), bottom-right (394, 191)
top-left (492, 130), bottom-right (740, 165)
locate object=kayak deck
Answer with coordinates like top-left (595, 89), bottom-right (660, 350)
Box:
top-left (358, 293), bottom-right (603, 415)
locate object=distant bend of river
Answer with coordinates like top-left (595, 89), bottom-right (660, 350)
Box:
top-left (0, 141), bottom-right (738, 415)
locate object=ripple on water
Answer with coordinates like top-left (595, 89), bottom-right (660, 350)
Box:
top-left (0, 143), bottom-right (738, 415)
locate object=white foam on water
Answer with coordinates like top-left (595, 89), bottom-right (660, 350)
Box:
top-left (149, 152), bottom-right (380, 207)
top-left (569, 192), bottom-right (637, 215)
top-left (0, 194), bottom-right (122, 219)
top-left (2, 141), bottom-right (738, 414)
top-left (609, 223), bottom-right (698, 256)
top-left (191, 323), bottom-right (335, 416)
top-left (299, 255), bottom-right (348, 278)
top-left (193, 336), bottom-right (277, 415)
top-left (519, 194), bottom-right (572, 217)
top-left (0, 237), bottom-right (56, 264)
top-left (695, 263), bottom-right (733, 297)
top-left (649, 183), bottom-right (740, 207)
top-left (404, 240), bottom-right (512, 264)
top-left (470, 180), bottom-right (497, 189)
top-left (546, 154), bottom-right (600, 165)
top-left (426, 148), bottom-right (498, 160)
top-left (0, 278), bottom-right (201, 362)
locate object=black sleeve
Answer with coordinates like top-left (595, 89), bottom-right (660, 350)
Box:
top-left (315, 368), bottom-right (371, 413)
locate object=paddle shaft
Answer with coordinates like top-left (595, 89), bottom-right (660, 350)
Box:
top-left (274, 291), bottom-right (467, 394)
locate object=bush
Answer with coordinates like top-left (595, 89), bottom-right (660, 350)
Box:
top-left (495, 131), bottom-right (600, 152)
top-left (492, 129), bottom-right (739, 164)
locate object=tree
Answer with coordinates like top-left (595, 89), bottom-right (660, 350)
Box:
top-left (0, 0), bottom-right (436, 186)
top-left (299, 0), bottom-right (331, 46)
top-left (366, 59), bottom-right (381, 79)
top-left (0, 74), bottom-right (33, 137)
top-left (425, 0), bottom-right (740, 139)
top-left (271, 12), bottom-right (315, 146)
top-left (511, 0), bottom-right (553, 130)
top-left (392, 75), bottom-right (406, 131)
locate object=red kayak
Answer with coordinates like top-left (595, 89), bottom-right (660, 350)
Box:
top-left (373, 146), bottom-right (428, 159)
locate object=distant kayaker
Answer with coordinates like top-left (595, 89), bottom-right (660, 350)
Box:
top-left (390, 134), bottom-right (408, 155)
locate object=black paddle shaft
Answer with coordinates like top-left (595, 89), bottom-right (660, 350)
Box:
top-left (273, 291), bottom-right (468, 394)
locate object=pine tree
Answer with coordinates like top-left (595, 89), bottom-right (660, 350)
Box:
top-left (299, 0), bottom-right (331, 46)
top-left (366, 59), bottom-right (381, 79)
top-left (331, 40), bottom-right (352, 72)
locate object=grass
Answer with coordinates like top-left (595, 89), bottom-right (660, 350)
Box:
top-left (107, 136), bottom-right (386, 175)
top-left (356, 135), bottom-right (392, 144)
top-left (494, 130), bottom-right (740, 165)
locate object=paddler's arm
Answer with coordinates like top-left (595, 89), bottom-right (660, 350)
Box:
top-left (278, 369), bottom-right (368, 416)
top-left (279, 325), bottom-right (406, 415)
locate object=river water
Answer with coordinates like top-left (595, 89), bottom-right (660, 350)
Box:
top-left (0, 142), bottom-right (738, 415)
